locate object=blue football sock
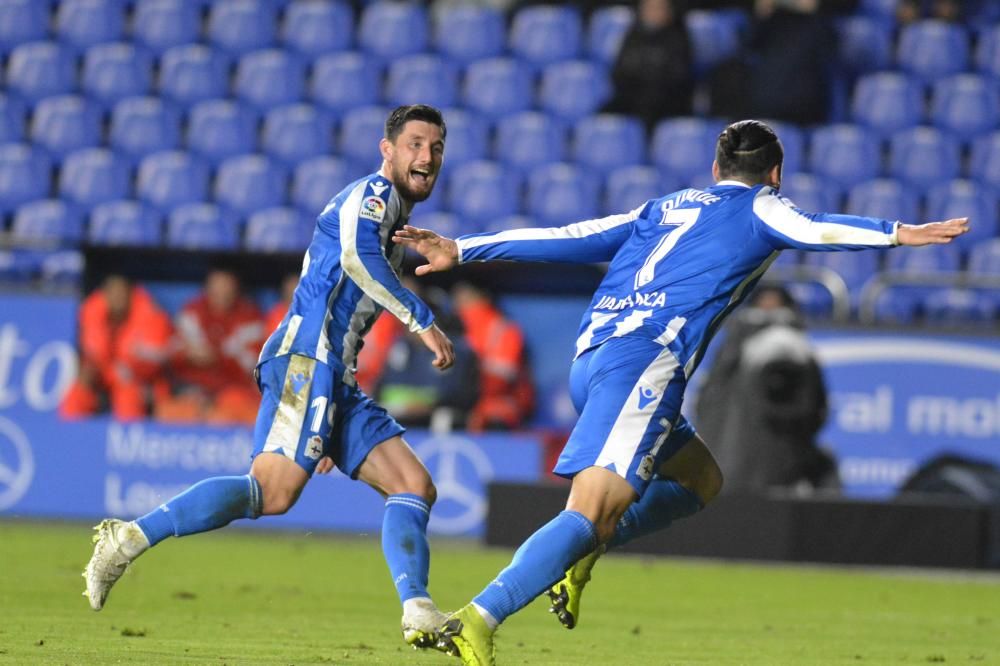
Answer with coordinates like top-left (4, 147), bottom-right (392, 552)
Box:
top-left (608, 476), bottom-right (702, 549)
top-left (474, 510), bottom-right (596, 625)
top-left (382, 493), bottom-right (432, 603)
top-left (135, 475), bottom-right (263, 547)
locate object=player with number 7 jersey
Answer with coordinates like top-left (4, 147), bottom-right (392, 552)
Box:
top-left (393, 119), bottom-right (969, 666)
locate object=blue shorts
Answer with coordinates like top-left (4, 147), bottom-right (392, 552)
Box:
top-left (251, 354), bottom-right (405, 477)
top-left (555, 336), bottom-right (694, 496)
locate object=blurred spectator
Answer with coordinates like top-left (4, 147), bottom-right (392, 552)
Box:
top-left (603, 0), bottom-right (694, 130)
top-left (452, 282), bottom-right (535, 431)
top-left (264, 273), bottom-right (299, 333)
top-left (355, 311), bottom-right (406, 395)
top-left (374, 281), bottom-right (479, 429)
top-left (896, 0), bottom-right (961, 23)
top-left (60, 275), bottom-right (172, 421)
top-left (156, 268), bottom-right (265, 425)
top-left (695, 284), bottom-right (838, 494)
top-left (710, 0), bottom-right (856, 124)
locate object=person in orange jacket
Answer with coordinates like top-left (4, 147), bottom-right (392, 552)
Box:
top-left (452, 281), bottom-right (534, 431)
top-left (157, 268), bottom-right (265, 425)
top-left (60, 275), bottom-right (173, 420)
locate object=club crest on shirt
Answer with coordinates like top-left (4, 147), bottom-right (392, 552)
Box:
top-left (359, 195), bottom-right (386, 222)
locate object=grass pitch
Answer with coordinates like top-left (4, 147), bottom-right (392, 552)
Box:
top-left (1, 520), bottom-right (999, 665)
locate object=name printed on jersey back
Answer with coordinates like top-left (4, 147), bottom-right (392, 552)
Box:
top-left (594, 290), bottom-right (667, 311)
top-left (659, 188), bottom-right (721, 218)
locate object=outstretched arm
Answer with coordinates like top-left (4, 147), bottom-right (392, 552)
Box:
top-left (896, 218), bottom-right (969, 246)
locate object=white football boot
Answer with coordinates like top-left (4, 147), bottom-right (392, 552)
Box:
top-left (82, 519), bottom-right (149, 611)
top-left (401, 597), bottom-right (448, 649)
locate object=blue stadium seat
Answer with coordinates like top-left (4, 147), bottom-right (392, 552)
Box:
top-left (870, 286), bottom-right (922, 324)
top-left (897, 20), bottom-right (969, 82)
top-left (29, 95), bottom-right (102, 162)
top-left (11, 199), bottom-right (84, 245)
top-left (976, 24), bottom-right (1000, 81)
top-left (234, 49), bottom-right (306, 111)
top-left (281, 0), bottom-right (353, 58)
top-left (186, 99), bottom-right (258, 164)
top-left (136, 150), bottom-right (211, 211)
top-left (245, 206), bottom-right (313, 252)
top-left (291, 155), bottom-right (350, 213)
top-left (214, 154), bottom-right (287, 216)
top-left (779, 173), bottom-right (841, 213)
top-left (539, 60), bottom-right (611, 122)
top-left (158, 44), bottom-right (230, 106)
top-left (604, 165), bottom-right (676, 216)
top-left (433, 5), bottom-right (504, 64)
top-left (885, 243), bottom-right (962, 273)
top-left (888, 127), bottom-right (961, 189)
top-left (495, 112), bottom-right (567, 173)
top-left (81, 43), bottom-right (153, 107)
top-left (5, 42), bottom-right (77, 103)
top-left (859, 0), bottom-right (896, 20)
top-left (446, 159), bottom-right (522, 224)
top-left (760, 121), bottom-right (805, 176)
top-left (836, 15), bottom-right (893, 73)
top-left (650, 117), bottom-right (718, 185)
top-left (845, 179), bottom-right (919, 226)
top-left (926, 179), bottom-right (999, 253)
top-left (309, 52), bottom-right (382, 118)
top-left (968, 238), bottom-right (1000, 275)
top-left (0, 143), bottom-right (51, 213)
top-left (923, 288), bottom-right (996, 324)
top-left (685, 10), bottom-right (742, 71)
top-left (132, 0), bottom-right (200, 55)
top-left (407, 211), bottom-right (461, 237)
top-left (385, 55), bottom-right (459, 109)
top-left (207, 0), bottom-right (277, 57)
top-left (969, 130), bottom-right (1000, 191)
top-left (808, 124), bottom-right (881, 189)
top-left (587, 6), bottom-right (634, 64)
top-left (166, 202), bottom-right (241, 250)
top-left (109, 96), bottom-right (182, 161)
top-left (435, 108), bottom-right (488, 167)
top-left (509, 5), bottom-right (582, 68)
top-left (40, 249), bottom-right (84, 286)
top-left (338, 105), bottom-right (389, 167)
top-left (55, 0), bottom-right (124, 52)
top-left (358, 1), bottom-right (428, 61)
top-left (58, 148), bottom-right (130, 208)
top-left (0, 94), bottom-right (25, 144)
top-left (803, 249), bottom-right (882, 292)
top-left (526, 162), bottom-right (600, 226)
top-left (462, 58), bottom-right (534, 119)
top-left (0, 0), bottom-right (48, 55)
top-left (851, 72), bottom-right (924, 138)
top-left (88, 199), bottom-right (162, 247)
top-left (572, 114), bottom-right (645, 174)
top-left (929, 74), bottom-right (1000, 141)
top-left (261, 104), bottom-right (333, 167)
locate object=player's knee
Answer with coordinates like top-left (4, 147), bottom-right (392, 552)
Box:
top-left (260, 483), bottom-right (300, 515)
top-left (699, 460), bottom-right (724, 505)
top-left (404, 473), bottom-right (437, 505)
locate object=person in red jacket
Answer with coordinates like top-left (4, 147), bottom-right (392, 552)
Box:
top-left (60, 275), bottom-right (173, 420)
top-left (452, 281), bottom-right (534, 431)
top-left (157, 269), bottom-right (265, 425)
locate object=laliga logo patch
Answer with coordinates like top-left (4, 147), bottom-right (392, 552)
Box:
top-left (636, 454), bottom-right (655, 481)
top-left (359, 196), bottom-right (386, 221)
top-left (305, 435), bottom-right (324, 460)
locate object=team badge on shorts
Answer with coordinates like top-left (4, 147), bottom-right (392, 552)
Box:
top-left (305, 435), bottom-right (324, 460)
top-left (637, 454), bottom-right (656, 481)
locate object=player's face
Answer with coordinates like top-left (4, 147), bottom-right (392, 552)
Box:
top-left (382, 120), bottom-right (445, 203)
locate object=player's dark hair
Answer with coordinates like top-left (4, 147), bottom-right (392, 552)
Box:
top-left (385, 104), bottom-right (447, 142)
top-left (715, 120), bottom-right (783, 184)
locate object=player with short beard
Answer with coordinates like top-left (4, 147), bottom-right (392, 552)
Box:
top-left (84, 105), bottom-right (455, 649)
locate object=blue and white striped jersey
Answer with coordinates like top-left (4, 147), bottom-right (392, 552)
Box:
top-left (457, 181), bottom-right (899, 377)
top-left (259, 172), bottom-right (435, 384)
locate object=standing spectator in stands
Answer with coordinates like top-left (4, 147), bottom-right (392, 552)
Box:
top-left (355, 311), bottom-right (406, 395)
top-left (264, 273), bottom-right (299, 334)
top-left (452, 281), bottom-right (535, 431)
top-left (603, 0), bottom-right (694, 131)
top-left (60, 275), bottom-right (173, 421)
top-left (157, 268), bottom-right (264, 425)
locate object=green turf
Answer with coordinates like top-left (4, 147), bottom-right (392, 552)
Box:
top-left (1, 520), bottom-right (999, 665)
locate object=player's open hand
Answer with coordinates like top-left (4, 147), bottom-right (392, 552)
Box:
top-left (896, 217), bottom-right (969, 246)
top-left (418, 323), bottom-right (455, 371)
top-left (392, 225), bottom-right (459, 276)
